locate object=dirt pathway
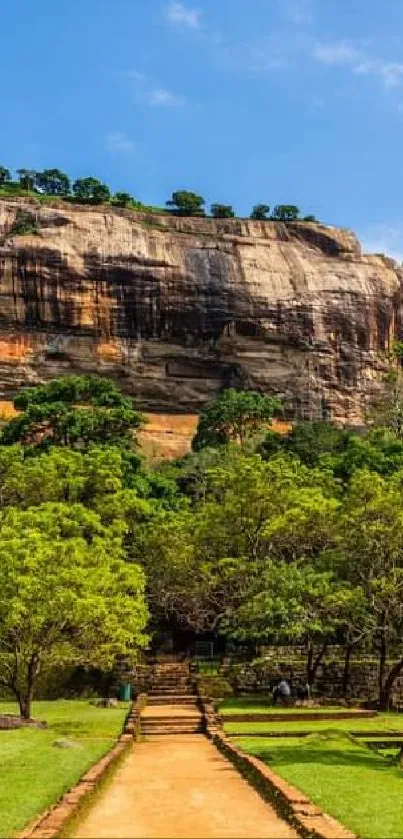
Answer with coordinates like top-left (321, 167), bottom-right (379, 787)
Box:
top-left (74, 734), bottom-right (298, 839)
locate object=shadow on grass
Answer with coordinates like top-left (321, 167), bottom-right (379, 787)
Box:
top-left (244, 734), bottom-right (403, 776)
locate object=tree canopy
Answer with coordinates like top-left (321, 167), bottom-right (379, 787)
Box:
top-left (166, 190), bottom-right (206, 217)
top-left (192, 389), bottom-right (283, 450)
top-left (210, 203), bottom-right (235, 219)
top-left (1, 375), bottom-right (145, 450)
top-left (0, 373), bottom-right (403, 712)
top-left (35, 169), bottom-right (70, 196)
top-left (0, 502), bottom-right (147, 718)
top-left (72, 177), bottom-right (111, 204)
top-left (250, 204), bottom-right (271, 220)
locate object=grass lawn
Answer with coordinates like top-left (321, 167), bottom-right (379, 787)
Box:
top-left (237, 733), bottom-right (403, 839)
top-left (0, 700), bottom-right (129, 838)
top-left (224, 712), bottom-right (403, 736)
top-left (220, 697), bottom-right (354, 715)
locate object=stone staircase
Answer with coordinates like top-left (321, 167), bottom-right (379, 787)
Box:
top-left (141, 661), bottom-right (203, 736)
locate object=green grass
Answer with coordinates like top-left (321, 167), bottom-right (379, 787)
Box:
top-left (220, 696), bottom-right (349, 715)
top-left (224, 712), bottom-right (403, 736)
top-left (237, 732), bottom-right (403, 839)
top-left (0, 700), bottom-right (129, 838)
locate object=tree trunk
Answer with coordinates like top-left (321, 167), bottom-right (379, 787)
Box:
top-left (378, 631), bottom-right (388, 708)
top-left (17, 654), bottom-right (40, 719)
top-left (379, 657), bottom-right (403, 711)
top-left (306, 641), bottom-right (313, 685)
top-left (18, 694), bottom-right (32, 720)
top-left (342, 643), bottom-right (353, 698)
top-left (306, 642), bottom-right (328, 687)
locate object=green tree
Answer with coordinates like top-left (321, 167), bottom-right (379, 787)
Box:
top-left (16, 169), bottom-right (37, 191)
top-left (250, 204), bottom-right (271, 220)
top-left (72, 177), bottom-right (111, 204)
top-left (225, 560), bottom-right (361, 685)
top-left (338, 470), bottom-right (403, 708)
top-left (0, 444), bottom-right (129, 509)
top-left (35, 169), bottom-right (70, 196)
top-left (0, 166), bottom-right (11, 185)
top-left (192, 389), bottom-right (283, 450)
top-left (271, 204), bottom-right (300, 222)
top-left (369, 350), bottom-right (403, 437)
top-left (1, 375), bottom-right (145, 450)
top-left (303, 215), bottom-right (317, 222)
top-left (210, 203), bottom-right (235, 219)
top-left (0, 503), bottom-right (148, 718)
top-left (166, 190), bottom-right (206, 217)
top-left (112, 192), bottom-right (134, 208)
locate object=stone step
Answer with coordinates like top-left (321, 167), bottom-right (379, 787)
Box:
top-left (148, 689), bottom-right (195, 695)
top-left (150, 684), bottom-right (192, 690)
top-left (141, 724), bottom-right (203, 736)
top-left (146, 696), bottom-right (197, 705)
top-left (141, 718), bottom-right (201, 724)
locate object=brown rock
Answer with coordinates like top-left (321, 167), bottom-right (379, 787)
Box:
top-left (1, 197), bottom-right (402, 425)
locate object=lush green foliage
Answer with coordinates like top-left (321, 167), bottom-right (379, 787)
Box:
top-left (271, 204), bottom-right (300, 221)
top-left (35, 168), bottom-right (70, 196)
top-left (210, 203), bottom-right (235, 218)
top-left (0, 164), bottom-right (318, 219)
top-left (0, 503), bottom-right (147, 717)
top-left (0, 166), bottom-right (10, 185)
top-left (0, 700), bottom-right (128, 836)
top-left (2, 374), bottom-right (403, 713)
top-left (72, 177), bottom-right (111, 204)
top-left (250, 204), bottom-right (271, 220)
top-left (192, 388), bottom-right (283, 449)
top-left (1, 375), bottom-right (145, 450)
top-left (166, 190), bottom-right (206, 216)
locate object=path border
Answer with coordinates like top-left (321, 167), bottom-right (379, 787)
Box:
top-left (201, 699), bottom-right (357, 839)
top-left (18, 700), bottom-right (144, 839)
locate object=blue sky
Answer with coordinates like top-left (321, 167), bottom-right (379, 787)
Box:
top-left (2, 0), bottom-right (403, 258)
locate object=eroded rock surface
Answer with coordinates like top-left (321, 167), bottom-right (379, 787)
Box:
top-left (0, 197), bottom-right (402, 424)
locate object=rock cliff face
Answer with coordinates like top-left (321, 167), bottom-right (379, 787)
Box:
top-left (0, 197), bottom-right (402, 424)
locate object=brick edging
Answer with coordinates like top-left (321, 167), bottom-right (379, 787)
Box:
top-left (18, 702), bottom-right (141, 839)
top-left (201, 699), bottom-right (357, 839)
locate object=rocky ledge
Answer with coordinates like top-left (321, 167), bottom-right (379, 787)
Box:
top-left (0, 197), bottom-right (402, 424)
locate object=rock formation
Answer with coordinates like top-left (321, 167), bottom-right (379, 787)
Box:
top-left (0, 196), bottom-right (402, 425)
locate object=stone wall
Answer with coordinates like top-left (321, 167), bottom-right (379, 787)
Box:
top-left (220, 659), bottom-right (403, 707)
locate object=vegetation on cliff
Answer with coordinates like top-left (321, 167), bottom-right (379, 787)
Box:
top-left (1, 374), bottom-right (403, 711)
top-left (0, 165), bottom-right (317, 221)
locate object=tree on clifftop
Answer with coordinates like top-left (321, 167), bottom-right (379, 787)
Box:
top-left (0, 166), bottom-right (10, 185)
top-left (72, 177), bottom-right (111, 204)
top-left (35, 168), bottom-right (70, 196)
top-left (166, 190), bottom-right (206, 217)
top-left (0, 375), bottom-right (145, 450)
top-left (271, 204), bottom-right (300, 221)
top-left (250, 204), bottom-right (271, 220)
top-left (16, 169), bottom-right (37, 191)
top-left (192, 388), bottom-right (283, 450)
top-left (0, 503), bottom-right (148, 718)
top-left (112, 192), bottom-right (134, 208)
top-left (211, 203), bottom-right (235, 218)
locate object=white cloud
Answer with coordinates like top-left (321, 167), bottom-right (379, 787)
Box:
top-left (313, 39), bottom-right (403, 93)
top-left (165, 2), bottom-right (200, 28)
top-left (313, 40), bottom-right (361, 66)
top-left (360, 225), bottom-right (403, 264)
top-left (148, 87), bottom-right (185, 106)
top-left (379, 63), bottom-right (403, 89)
top-left (124, 71), bottom-right (186, 108)
top-left (285, 0), bottom-right (313, 26)
top-left (105, 132), bottom-right (136, 154)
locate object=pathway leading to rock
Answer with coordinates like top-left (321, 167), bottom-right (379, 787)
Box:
top-left (74, 732), bottom-right (298, 839)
